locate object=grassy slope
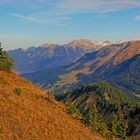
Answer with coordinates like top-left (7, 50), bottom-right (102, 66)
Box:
top-left (0, 71), bottom-right (104, 140)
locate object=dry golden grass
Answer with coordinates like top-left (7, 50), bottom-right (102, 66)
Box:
top-left (0, 71), bottom-right (104, 140)
top-left (55, 62), bottom-right (93, 87)
top-left (113, 41), bottom-right (140, 64)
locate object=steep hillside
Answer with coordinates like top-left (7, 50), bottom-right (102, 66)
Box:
top-left (8, 39), bottom-right (109, 74)
top-left (0, 71), bottom-right (103, 140)
top-left (113, 40), bottom-right (140, 64)
top-left (55, 82), bottom-right (140, 139)
top-left (22, 40), bottom-right (140, 97)
top-left (105, 54), bottom-right (140, 96)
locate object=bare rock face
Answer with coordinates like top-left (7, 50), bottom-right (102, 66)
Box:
top-left (8, 39), bottom-right (109, 74)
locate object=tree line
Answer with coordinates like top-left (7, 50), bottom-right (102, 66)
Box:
top-left (0, 43), bottom-right (14, 72)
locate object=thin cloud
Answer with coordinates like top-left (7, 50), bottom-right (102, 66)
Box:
top-left (2, 0), bottom-right (140, 12)
top-left (5, 13), bottom-right (48, 24)
top-left (5, 11), bottom-right (71, 25)
top-left (3, 1), bottom-right (140, 25)
top-left (0, 0), bottom-right (48, 8)
top-left (0, 0), bottom-right (47, 4)
top-left (51, 0), bottom-right (140, 12)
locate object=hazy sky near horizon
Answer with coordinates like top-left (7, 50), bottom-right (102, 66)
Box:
top-left (0, 0), bottom-right (140, 50)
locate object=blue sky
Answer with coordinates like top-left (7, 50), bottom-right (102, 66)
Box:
top-left (0, 0), bottom-right (140, 50)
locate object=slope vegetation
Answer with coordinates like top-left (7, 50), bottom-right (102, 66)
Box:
top-left (0, 71), bottom-right (103, 140)
top-left (56, 82), bottom-right (140, 139)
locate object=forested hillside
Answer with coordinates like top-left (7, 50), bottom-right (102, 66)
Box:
top-left (56, 82), bottom-right (140, 139)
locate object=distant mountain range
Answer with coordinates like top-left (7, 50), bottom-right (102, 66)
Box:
top-left (8, 39), bottom-right (110, 74)
top-left (8, 39), bottom-right (140, 99)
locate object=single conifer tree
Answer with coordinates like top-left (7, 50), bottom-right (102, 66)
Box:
top-left (0, 43), bottom-right (14, 72)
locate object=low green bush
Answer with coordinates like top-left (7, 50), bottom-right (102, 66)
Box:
top-left (14, 88), bottom-right (22, 96)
